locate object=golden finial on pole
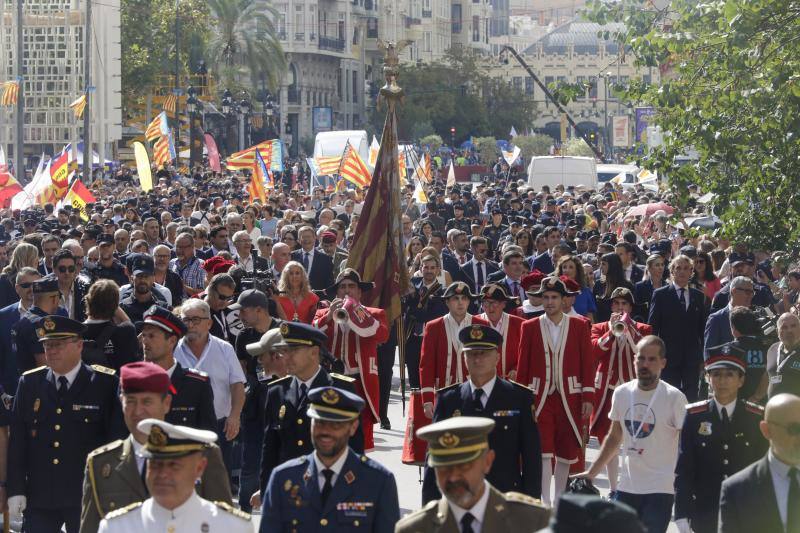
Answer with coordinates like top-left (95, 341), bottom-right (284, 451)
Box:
top-left (376, 39), bottom-right (411, 110)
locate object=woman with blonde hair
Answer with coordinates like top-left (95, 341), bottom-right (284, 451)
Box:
top-left (0, 242), bottom-right (39, 308)
top-left (276, 260), bottom-right (320, 323)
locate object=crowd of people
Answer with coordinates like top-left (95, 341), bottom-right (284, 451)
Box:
top-left (0, 158), bottom-right (796, 532)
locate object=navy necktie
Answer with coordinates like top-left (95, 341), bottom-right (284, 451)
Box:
top-left (320, 469), bottom-right (334, 506)
top-left (679, 288), bottom-right (687, 309)
top-left (57, 376), bottom-right (69, 396)
top-left (476, 262), bottom-right (484, 291)
top-left (461, 512), bottom-right (476, 533)
top-left (473, 389), bottom-right (484, 412)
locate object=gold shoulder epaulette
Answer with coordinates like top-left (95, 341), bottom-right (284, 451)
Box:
top-left (88, 439), bottom-right (123, 458)
top-left (22, 365), bottom-right (47, 375)
top-left (436, 383), bottom-right (460, 393)
top-left (505, 491), bottom-right (544, 506)
top-left (91, 364), bottom-right (116, 376)
top-left (509, 380), bottom-right (534, 392)
top-left (268, 375), bottom-right (292, 385)
top-left (214, 501), bottom-right (252, 521)
top-left (104, 501), bottom-right (142, 519)
top-left (331, 373), bottom-right (356, 383)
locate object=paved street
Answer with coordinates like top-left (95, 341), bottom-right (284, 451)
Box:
top-left (254, 360), bottom-right (677, 531)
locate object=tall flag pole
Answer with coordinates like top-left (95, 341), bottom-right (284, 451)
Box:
top-left (345, 41), bottom-right (410, 414)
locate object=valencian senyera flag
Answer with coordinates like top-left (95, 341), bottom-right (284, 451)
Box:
top-left (1, 80), bottom-right (19, 106)
top-left (345, 104), bottom-right (409, 324)
top-left (226, 140), bottom-right (283, 172)
top-left (69, 94), bottom-right (87, 119)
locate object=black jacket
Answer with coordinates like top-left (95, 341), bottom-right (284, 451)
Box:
top-left (166, 362), bottom-right (217, 432)
top-left (719, 455), bottom-right (785, 533)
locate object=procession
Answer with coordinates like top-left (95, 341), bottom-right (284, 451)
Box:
top-left (1, 0), bottom-right (799, 530)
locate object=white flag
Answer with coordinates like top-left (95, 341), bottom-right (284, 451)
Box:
top-left (413, 180), bottom-right (428, 203)
top-left (368, 135), bottom-right (380, 167)
top-left (12, 154), bottom-right (50, 210)
top-left (509, 126), bottom-right (518, 138)
top-left (446, 161), bottom-right (456, 187)
top-left (610, 172), bottom-right (626, 185)
top-left (502, 146), bottom-right (521, 166)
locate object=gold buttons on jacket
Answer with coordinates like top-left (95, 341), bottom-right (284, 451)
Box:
top-left (53, 458), bottom-right (59, 465)
top-left (297, 440), bottom-right (303, 446)
top-left (320, 518), bottom-right (328, 526)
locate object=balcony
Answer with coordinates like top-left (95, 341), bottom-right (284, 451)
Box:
top-left (404, 16), bottom-right (421, 28)
top-left (294, 32), bottom-right (305, 41)
top-left (422, 9), bottom-right (432, 17)
top-left (319, 36), bottom-right (345, 52)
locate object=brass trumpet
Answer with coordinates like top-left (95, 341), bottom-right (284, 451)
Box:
top-left (611, 313), bottom-right (630, 337)
top-left (333, 307), bottom-right (350, 325)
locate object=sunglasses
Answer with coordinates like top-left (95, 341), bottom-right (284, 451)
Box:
top-left (217, 293), bottom-right (236, 301)
top-left (58, 266), bottom-right (76, 273)
top-left (182, 316), bottom-right (209, 325)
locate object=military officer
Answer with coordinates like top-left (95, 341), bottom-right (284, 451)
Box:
top-left (7, 315), bottom-right (126, 533)
top-left (253, 322), bottom-right (364, 508)
top-left (98, 419), bottom-right (252, 532)
top-left (11, 276), bottom-right (68, 373)
top-left (674, 350), bottom-right (768, 533)
top-left (445, 203), bottom-right (473, 234)
top-left (422, 325), bottom-right (541, 504)
top-left (396, 417), bottom-right (549, 533)
top-left (139, 305), bottom-right (217, 431)
top-left (482, 208), bottom-right (508, 261)
top-left (80, 361), bottom-right (232, 533)
top-left (261, 386), bottom-right (400, 532)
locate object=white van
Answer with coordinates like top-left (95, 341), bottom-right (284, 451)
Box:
top-left (527, 156), bottom-right (597, 190)
top-left (313, 130), bottom-right (369, 163)
top-left (597, 164), bottom-right (640, 185)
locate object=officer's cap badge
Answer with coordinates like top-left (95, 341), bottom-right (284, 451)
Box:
top-left (280, 322), bottom-right (290, 335)
top-left (321, 389), bottom-right (340, 405)
top-left (43, 318), bottom-right (55, 331)
top-left (148, 425), bottom-right (168, 447)
top-left (469, 326), bottom-right (484, 340)
top-left (439, 432), bottom-right (460, 449)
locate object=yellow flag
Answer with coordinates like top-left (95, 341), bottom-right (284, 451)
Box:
top-left (133, 141), bottom-right (153, 192)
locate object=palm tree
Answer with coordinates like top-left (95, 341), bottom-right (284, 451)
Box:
top-left (206, 0), bottom-right (286, 92)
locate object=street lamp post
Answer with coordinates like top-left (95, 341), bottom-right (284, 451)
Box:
top-left (221, 89), bottom-right (233, 155)
top-left (601, 71), bottom-right (611, 159)
top-left (238, 96), bottom-right (251, 151)
top-left (186, 86), bottom-right (201, 170)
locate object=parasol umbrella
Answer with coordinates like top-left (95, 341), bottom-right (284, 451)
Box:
top-left (626, 201), bottom-right (674, 218)
top-left (684, 215), bottom-right (723, 229)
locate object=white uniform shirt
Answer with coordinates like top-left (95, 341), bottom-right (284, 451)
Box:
top-left (98, 493), bottom-right (252, 532)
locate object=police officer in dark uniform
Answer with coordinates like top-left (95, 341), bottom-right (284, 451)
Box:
top-left (482, 208), bottom-right (508, 260)
top-left (403, 258), bottom-right (448, 388)
top-left (120, 254), bottom-right (164, 324)
top-left (138, 305), bottom-right (217, 431)
top-left (89, 234), bottom-right (129, 287)
top-left (11, 277), bottom-right (68, 373)
top-left (254, 322), bottom-right (364, 507)
top-left (260, 386), bottom-right (400, 532)
top-left (445, 202), bottom-right (473, 234)
top-left (422, 324), bottom-right (542, 504)
top-left (7, 315), bottom-right (126, 532)
top-left (674, 350), bottom-right (768, 533)
top-left (461, 190), bottom-right (480, 218)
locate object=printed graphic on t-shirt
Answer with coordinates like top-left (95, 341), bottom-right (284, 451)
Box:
top-left (623, 403), bottom-right (657, 440)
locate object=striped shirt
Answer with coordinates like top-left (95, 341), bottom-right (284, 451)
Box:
top-left (169, 255), bottom-right (206, 298)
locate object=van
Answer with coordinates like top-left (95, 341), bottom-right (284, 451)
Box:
top-left (596, 164), bottom-right (640, 185)
top-left (527, 156), bottom-right (597, 190)
top-left (313, 130), bottom-right (370, 163)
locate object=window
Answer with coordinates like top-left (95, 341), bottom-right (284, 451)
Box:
top-left (589, 76), bottom-right (598, 99)
top-left (424, 31), bottom-right (431, 52)
top-left (472, 15), bottom-right (480, 41)
top-left (352, 70), bottom-right (358, 103)
top-left (525, 77), bottom-right (534, 95)
top-left (451, 4), bottom-right (462, 33)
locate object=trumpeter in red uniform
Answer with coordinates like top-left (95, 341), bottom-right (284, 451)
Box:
top-left (313, 269), bottom-right (389, 451)
top-left (477, 283), bottom-right (524, 380)
top-left (515, 276), bottom-right (594, 507)
top-left (589, 287), bottom-right (651, 491)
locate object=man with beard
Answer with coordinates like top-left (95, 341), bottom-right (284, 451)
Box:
top-left (575, 336), bottom-right (687, 533)
top-left (396, 417), bottom-right (549, 532)
top-left (89, 234), bottom-right (129, 287)
top-left (120, 254), bottom-right (163, 324)
top-left (260, 386), bottom-right (399, 532)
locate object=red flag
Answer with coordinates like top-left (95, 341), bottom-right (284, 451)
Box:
top-left (204, 133), bottom-right (221, 172)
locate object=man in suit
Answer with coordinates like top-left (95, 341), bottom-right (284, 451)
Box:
top-left (648, 254), bottom-right (707, 401)
top-left (319, 230), bottom-right (348, 274)
top-left (704, 276), bottom-right (755, 359)
top-left (712, 258), bottom-right (776, 312)
top-left (12, 277), bottom-right (69, 374)
top-left (487, 250), bottom-right (528, 309)
top-left (292, 225), bottom-right (334, 291)
top-left (253, 322), bottom-right (363, 509)
top-left (7, 316), bottom-right (127, 532)
top-left (79, 362), bottom-right (231, 533)
top-left (53, 248), bottom-right (89, 322)
top-left (261, 386), bottom-right (399, 533)
top-left (196, 225), bottom-right (230, 260)
top-left (529, 226), bottom-right (562, 274)
top-left (231, 230), bottom-right (269, 273)
top-left (396, 416), bottom-right (549, 533)
top-left (0, 267), bottom-right (40, 394)
top-left (422, 324), bottom-right (541, 504)
top-left (674, 352), bottom-right (767, 533)
top-left (616, 242), bottom-right (645, 284)
top-left (718, 393), bottom-right (800, 533)
top-left (458, 236), bottom-right (499, 295)
top-left (139, 305), bottom-right (217, 431)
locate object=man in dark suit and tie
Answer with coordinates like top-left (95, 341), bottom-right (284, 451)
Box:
top-left (196, 225), bottom-right (231, 260)
top-left (616, 242), bottom-right (645, 284)
top-left (422, 325), bottom-right (541, 504)
top-left (718, 393), bottom-right (800, 533)
top-left (292, 225), bottom-right (334, 291)
top-left (648, 254), bottom-right (707, 401)
top-left (457, 236), bottom-right (499, 295)
top-left (704, 276), bottom-right (755, 359)
top-left (488, 250), bottom-right (527, 313)
top-left (530, 227), bottom-right (562, 274)
top-left (0, 267), bottom-right (40, 393)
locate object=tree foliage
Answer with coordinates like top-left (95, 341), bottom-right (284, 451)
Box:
top-left (585, 0), bottom-right (800, 252)
top-left (372, 47), bottom-right (537, 144)
top-left (473, 136), bottom-right (498, 165)
top-left (562, 138), bottom-right (595, 157)
top-left (514, 134), bottom-right (554, 159)
top-left (121, 0), bottom-right (210, 112)
top-left (419, 135), bottom-right (444, 153)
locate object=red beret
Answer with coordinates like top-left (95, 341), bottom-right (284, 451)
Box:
top-left (321, 231), bottom-right (337, 244)
top-left (521, 269), bottom-right (546, 292)
top-left (201, 256), bottom-right (235, 276)
top-left (120, 362), bottom-right (171, 394)
top-left (559, 275), bottom-right (582, 294)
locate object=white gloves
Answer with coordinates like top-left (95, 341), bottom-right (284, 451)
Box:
top-left (8, 495), bottom-right (26, 525)
top-left (674, 518), bottom-right (692, 533)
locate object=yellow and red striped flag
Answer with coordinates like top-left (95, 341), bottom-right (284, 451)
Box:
top-left (315, 155), bottom-right (342, 176)
top-left (1, 81), bottom-right (19, 107)
top-left (49, 148), bottom-right (71, 201)
top-left (163, 94), bottom-right (177, 114)
top-left (248, 150), bottom-right (269, 204)
top-left (69, 94), bottom-right (87, 119)
top-left (145, 112), bottom-right (168, 142)
top-left (226, 140), bottom-right (282, 171)
top-left (153, 134), bottom-right (173, 168)
top-left (339, 142), bottom-right (372, 189)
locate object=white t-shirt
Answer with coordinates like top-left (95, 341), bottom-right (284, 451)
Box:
top-left (609, 379), bottom-right (687, 494)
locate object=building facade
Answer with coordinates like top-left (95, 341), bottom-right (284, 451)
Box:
top-left (0, 0), bottom-right (121, 166)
